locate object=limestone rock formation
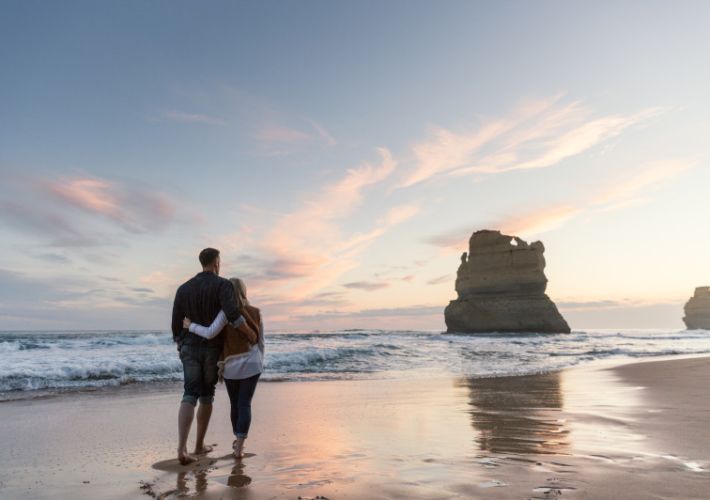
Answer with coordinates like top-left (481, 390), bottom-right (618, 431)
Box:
top-left (683, 287), bottom-right (710, 330)
top-left (445, 230), bottom-right (570, 333)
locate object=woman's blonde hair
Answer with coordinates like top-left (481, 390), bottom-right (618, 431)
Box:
top-left (229, 277), bottom-right (249, 308)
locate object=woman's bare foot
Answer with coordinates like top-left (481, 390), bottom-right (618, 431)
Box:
top-left (193, 444), bottom-right (214, 455)
top-left (178, 450), bottom-right (197, 466)
top-left (233, 437), bottom-right (245, 458)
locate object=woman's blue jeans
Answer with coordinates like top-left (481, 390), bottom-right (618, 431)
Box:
top-left (224, 373), bottom-right (261, 438)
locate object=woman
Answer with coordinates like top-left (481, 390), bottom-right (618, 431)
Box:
top-left (183, 278), bottom-right (265, 458)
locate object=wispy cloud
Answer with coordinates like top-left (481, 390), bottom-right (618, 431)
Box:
top-left (0, 175), bottom-right (179, 248)
top-left (427, 274), bottom-right (452, 286)
top-left (43, 177), bottom-right (176, 234)
top-left (556, 298), bottom-right (680, 311)
top-left (0, 198), bottom-right (103, 247)
top-left (255, 119), bottom-right (337, 148)
top-left (253, 119), bottom-right (338, 155)
top-left (157, 84), bottom-right (337, 156)
top-left (557, 299), bottom-right (631, 310)
top-left (255, 124), bottom-right (312, 144)
top-left (343, 281), bottom-right (390, 291)
top-left (0, 268), bottom-right (170, 326)
top-left (399, 96), bottom-right (662, 187)
top-left (425, 159), bottom-right (692, 250)
top-left (267, 147), bottom-right (396, 248)
top-left (35, 253), bottom-right (71, 264)
top-left (163, 110), bottom-right (226, 125)
top-left (305, 118), bottom-right (337, 146)
top-left (499, 205), bottom-right (582, 238)
top-left (294, 305), bottom-right (443, 321)
top-left (426, 214), bottom-right (573, 253)
top-left (225, 149), bottom-right (418, 305)
top-left (590, 160), bottom-right (692, 207)
top-left (496, 161), bottom-right (690, 239)
top-left (424, 228), bottom-right (470, 252)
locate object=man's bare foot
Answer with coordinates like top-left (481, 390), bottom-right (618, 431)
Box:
top-left (178, 450), bottom-right (197, 466)
top-left (193, 444), bottom-right (215, 455)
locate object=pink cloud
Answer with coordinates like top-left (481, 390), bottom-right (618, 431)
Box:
top-left (255, 125), bottom-right (312, 144)
top-left (460, 109), bottom-right (661, 176)
top-left (590, 160), bottom-right (692, 207)
top-left (222, 149), bottom-right (419, 306)
top-left (422, 205), bottom-right (583, 253)
top-left (164, 110), bottom-right (226, 125)
top-left (499, 205), bottom-right (582, 238)
top-left (426, 158), bottom-right (692, 252)
top-left (48, 178), bottom-right (121, 218)
top-left (399, 96), bottom-right (662, 187)
top-left (253, 119), bottom-right (338, 156)
top-left (43, 176), bottom-right (176, 234)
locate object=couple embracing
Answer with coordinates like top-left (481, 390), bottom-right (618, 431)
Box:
top-left (171, 248), bottom-right (265, 465)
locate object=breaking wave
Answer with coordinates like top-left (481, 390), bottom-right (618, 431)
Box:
top-left (1, 328), bottom-right (709, 400)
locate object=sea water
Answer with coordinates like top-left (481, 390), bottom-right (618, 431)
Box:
top-left (1, 329), bottom-right (709, 400)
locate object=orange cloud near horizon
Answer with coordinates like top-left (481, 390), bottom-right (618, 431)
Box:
top-left (425, 158), bottom-right (692, 254)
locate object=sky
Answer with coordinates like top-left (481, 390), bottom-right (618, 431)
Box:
top-left (1, 1), bottom-right (709, 332)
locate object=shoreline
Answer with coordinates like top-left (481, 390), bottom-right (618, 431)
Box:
top-left (1, 355), bottom-right (708, 499)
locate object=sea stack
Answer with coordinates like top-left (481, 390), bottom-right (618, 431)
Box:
top-left (683, 287), bottom-right (710, 330)
top-left (445, 230), bottom-right (571, 333)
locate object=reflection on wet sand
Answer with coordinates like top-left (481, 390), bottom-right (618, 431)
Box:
top-left (143, 378), bottom-right (477, 498)
top-left (176, 467), bottom-right (209, 495)
top-left (149, 454), bottom-right (253, 497)
top-left (227, 461), bottom-right (252, 488)
top-left (460, 372), bottom-right (570, 455)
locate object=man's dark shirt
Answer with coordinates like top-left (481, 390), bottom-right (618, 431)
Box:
top-left (171, 271), bottom-right (241, 348)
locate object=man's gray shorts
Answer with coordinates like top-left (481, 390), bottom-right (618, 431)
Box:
top-left (179, 344), bottom-right (220, 406)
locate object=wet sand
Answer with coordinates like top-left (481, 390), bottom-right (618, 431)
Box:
top-left (0, 356), bottom-right (708, 499)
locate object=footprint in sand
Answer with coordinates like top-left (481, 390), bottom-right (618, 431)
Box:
top-left (531, 485), bottom-right (577, 499)
top-left (478, 479), bottom-right (507, 488)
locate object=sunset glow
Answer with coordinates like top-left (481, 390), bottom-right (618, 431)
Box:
top-left (1, 2), bottom-right (708, 331)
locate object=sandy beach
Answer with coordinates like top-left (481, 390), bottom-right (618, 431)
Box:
top-left (0, 356), bottom-right (708, 499)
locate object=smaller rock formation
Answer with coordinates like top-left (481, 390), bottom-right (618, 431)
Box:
top-left (445, 230), bottom-right (570, 333)
top-left (683, 287), bottom-right (710, 330)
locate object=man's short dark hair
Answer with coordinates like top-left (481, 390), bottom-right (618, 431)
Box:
top-left (199, 248), bottom-right (220, 268)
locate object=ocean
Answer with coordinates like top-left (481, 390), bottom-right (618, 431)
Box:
top-left (1, 329), bottom-right (709, 401)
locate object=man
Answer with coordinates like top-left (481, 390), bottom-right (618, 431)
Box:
top-left (171, 248), bottom-right (247, 465)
